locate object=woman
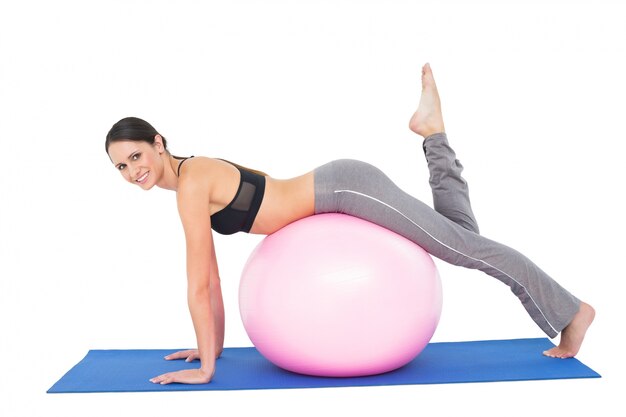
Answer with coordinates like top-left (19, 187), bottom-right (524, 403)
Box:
top-left (106, 63), bottom-right (595, 385)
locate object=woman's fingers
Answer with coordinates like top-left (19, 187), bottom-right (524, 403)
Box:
top-left (150, 368), bottom-right (213, 385)
top-left (151, 373), bottom-right (178, 385)
top-left (149, 373), bottom-right (172, 384)
top-left (164, 349), bottom-right (198, 361)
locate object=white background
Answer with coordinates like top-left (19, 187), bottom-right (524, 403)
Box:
top-left (1, 0), bottom-right (624, 415)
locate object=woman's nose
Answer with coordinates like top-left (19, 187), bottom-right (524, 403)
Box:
top-left (130, 164), bottom-right (141, 178)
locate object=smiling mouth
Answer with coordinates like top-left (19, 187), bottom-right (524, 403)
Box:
top-left (136, 172), bottom-right (149, 184)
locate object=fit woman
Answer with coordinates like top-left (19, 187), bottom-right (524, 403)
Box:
top-left (106, 63), bottom-right (595, 385)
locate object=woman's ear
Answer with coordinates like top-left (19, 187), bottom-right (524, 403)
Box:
top-left (154, 134), bottom-right (165, 153)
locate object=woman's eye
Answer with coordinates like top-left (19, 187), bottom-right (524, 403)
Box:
top-left (132, 153), bottom-right (141, 161)
top-left (118, 164), bottom-right (126, 171)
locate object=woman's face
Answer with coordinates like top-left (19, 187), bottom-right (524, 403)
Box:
top-left (107, 137), bottom-right (165, 190)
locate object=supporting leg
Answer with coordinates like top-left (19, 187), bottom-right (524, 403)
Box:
top-left (315, 159), bottom-right (581, 339)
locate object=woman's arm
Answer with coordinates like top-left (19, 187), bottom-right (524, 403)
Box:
top-left (150, 172), bottom-right (220, 385)
top-left (161, 219), bottom-right (225, 365)
top-left (180, 177), bottom-right (218, 377)
top-left (209, 241), bottom-right (225, 358)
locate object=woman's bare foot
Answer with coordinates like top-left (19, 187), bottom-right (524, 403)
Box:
top-left (409, 63), bottom-right (446, 138)
top-left (543, 302), bottom-right (595, 358)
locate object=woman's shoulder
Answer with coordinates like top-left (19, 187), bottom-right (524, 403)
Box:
top-left (176, 156), bottom-right (239, 197)
top-left (178, 156), bottom-right (235, 178)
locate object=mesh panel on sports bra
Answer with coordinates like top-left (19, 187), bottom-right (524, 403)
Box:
top-left (230, 181), bottom-right (256, 211)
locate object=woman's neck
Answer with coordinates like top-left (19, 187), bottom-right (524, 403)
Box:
top-left (156, 153), bottom-right (181, 191)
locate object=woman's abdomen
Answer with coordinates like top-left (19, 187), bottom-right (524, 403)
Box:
top-left (250, 172), bottom-right (315, 234)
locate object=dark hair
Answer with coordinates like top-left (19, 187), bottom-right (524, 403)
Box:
top-left (105, 117), bottom-right (168, 154)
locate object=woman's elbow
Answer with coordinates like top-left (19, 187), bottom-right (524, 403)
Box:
top-left (187, 285), bottom-right (211, 302)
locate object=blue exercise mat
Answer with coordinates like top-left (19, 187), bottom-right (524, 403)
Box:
top-left (47, 338), bottom-right (600, 393)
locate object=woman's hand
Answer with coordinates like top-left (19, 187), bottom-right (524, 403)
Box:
top-left (164, 349), bottom-right (200, 362)
top-left (149, 367), bottom-right (214, 385)
top-left (150, 349), bottom-right (215, 384)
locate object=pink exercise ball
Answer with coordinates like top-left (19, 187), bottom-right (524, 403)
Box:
top-left (239, 213), bottom-right (442, 377)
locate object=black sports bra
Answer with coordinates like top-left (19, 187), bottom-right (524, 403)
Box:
top-left (176, 156), bottom-right (266, 235)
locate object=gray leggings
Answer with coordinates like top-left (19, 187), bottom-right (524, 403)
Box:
top-left (313, 133), bottom-right (580, 338)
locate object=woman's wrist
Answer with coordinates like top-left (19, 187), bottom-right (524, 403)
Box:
top-left (200, 356), bottom-right (216, 373)
top-left (199, 364), bottom-right (216, 381)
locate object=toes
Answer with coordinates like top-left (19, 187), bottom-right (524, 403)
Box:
top-left (543, 349), bottom-right (557, 358)
top-left (543, 348), bottom-right (565, 358)
top-left (543, 347), bottom-right (575, 359)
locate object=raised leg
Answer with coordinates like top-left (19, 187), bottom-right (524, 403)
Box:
top-left (422, 132), bottom-right (480, 233)
top-left (408, 63), bottom-right (479, 233)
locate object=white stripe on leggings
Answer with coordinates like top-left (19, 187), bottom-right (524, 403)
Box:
top-left (334, 189), bottom-right (558, 335)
